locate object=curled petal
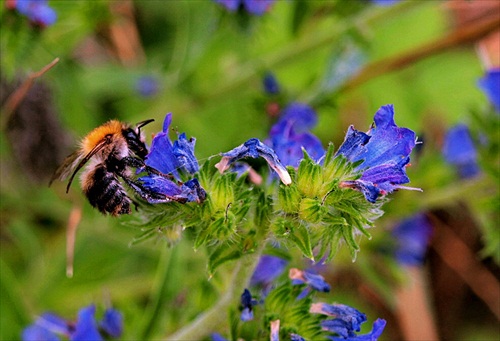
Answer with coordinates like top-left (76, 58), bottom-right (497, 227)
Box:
top-left (289, 268), bottom-right (330, 293)
top-left (217, 138), bottom-right (291, 185)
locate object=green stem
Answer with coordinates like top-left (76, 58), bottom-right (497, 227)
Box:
top-left (137, 245), bottom-right (179, 340)
top-left (165, 246), bottom-right (264, 341)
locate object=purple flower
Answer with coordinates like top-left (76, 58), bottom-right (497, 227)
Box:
top-left (215, 0), bottom-right (276, 15)
top-left (335, 104), bottom-right (420, 202)
top-left (478, 68), bottom-right (500, 113)
top-left (16, 0), bottom-right (57, 26)
top-left (216, 138), bottom-right (292, 185)
top-left (263, 72), bottom-right (280, 95)
top-left (135, 76), bottom-right (159, 98)
top-left (289, 268), bottom-right (330, 299)
top-left (22, 305), bottom-right (123, 341)
top-left (240, 289), bottom-right (258, 321)
top-left (268, 102), bottom-right (325, 168)
top-left (442, 123), bottom-right (480, 179)
top-left (392, 213), bottom-right (432, 267)
top-left (139, 113), bottom-right (206, 203)
top-left (250, 255), bottom-right (288, 287)
top-left (310, 303), bottom-right (386, 340)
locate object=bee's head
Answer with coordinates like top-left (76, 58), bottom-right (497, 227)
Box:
top-left (123, 119), bottom-right (154, 159)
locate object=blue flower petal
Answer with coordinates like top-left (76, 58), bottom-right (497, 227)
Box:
top-left (215, 0), bottom-right (240, 12)
top-left (478, 68), bottom-right (500, 112)
top-left (392, 213), bottom-right (432, 267)
top-left (70, 305), bottom-right (103, 341)
top-left (99, 308), bottom-right (123, 338)
top-left (290, 333), bottom-right (306, 341)
top-left (250, 255), bottom-right (288, 287)
top-left (310, 303), bottom-right (367, 333)
top-left (22, 325), bottom-right (60, 341)
top-left (243, 0), bottom-right (275, 15)
top-left (173, 133), bottom-right (199, 174)
top-left (211, 332), bottom-right (229, 341)
top-left (442, 123), bottom-right (480, 179)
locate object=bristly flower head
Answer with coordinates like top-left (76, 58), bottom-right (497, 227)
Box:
top-left (22, 305), bottom-right (123, 341)
top-left (268, 102), bottom-right (325, 168)
top-left (15, 0), bottom-right (57, 27)
top-left (139, 113), bottom-right (206, 203)
top-left (478, 68), bottom-right (500, 113)
top-left (335, 104), bottom-right (421, 202)
top-left (442, 123), bottom-right (480, 179)
top-left (392, 213), bottom-right (433, 267)
top-left (214, 0), bottom-right (276, 15)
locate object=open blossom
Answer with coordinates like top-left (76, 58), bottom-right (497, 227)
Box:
top-left (442, 123), bottom-right (480, 179)
top-left (214, 0), bottom-right (275, 15)
top-left (335, 104), bottom-right (421, 202)
top-left (139, 113), bottom-right (206, 203)
top-left (267, 102), bottom-right (325, 168)
top-left (310, 303), bottom-right (386, 340)
top-left (22, 305), bottom-right (123, 341)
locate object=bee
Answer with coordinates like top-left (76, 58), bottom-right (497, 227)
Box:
top-left (50, 119), bottom-right (171, 216)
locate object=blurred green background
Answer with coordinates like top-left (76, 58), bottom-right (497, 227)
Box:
top-left (1, 0), bottom-right (498, 340)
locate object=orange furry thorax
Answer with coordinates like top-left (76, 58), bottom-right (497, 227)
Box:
top-left (80, 120), bottom-right (125, 154)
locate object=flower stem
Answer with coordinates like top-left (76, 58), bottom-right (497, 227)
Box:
top-left (165, 246), bottom-right (264, 340)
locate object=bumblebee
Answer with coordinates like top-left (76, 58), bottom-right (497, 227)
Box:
top-left (50, 119), bottom-right (170, 216)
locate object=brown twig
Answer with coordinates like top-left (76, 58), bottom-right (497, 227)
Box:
top-left (340, 14), bottom-right (500, 92)
top-left (429, 215), bottom-right (500, 320)
top-left (66, 205), bottom-right (82, 278)
top-left (1, 57), bottom-right (60, 130)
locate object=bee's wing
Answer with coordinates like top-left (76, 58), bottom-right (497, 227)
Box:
top-left (50, 138), bottom-right (110, 193)
top-left (49, 151), bottom-right (84, 186)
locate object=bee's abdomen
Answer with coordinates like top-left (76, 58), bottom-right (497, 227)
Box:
top-left (82, 165), bottom-right (131, 216)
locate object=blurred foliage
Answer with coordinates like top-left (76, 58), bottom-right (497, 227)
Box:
top-left (1, 0), bottom-right (498, 340)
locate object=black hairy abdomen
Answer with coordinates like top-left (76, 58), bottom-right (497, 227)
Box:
top-left (83, 164), bottom-right (131, 216)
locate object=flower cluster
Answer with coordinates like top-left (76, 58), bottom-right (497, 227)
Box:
top-left (22, 305), bottom-right (122, 341)
top-left (139, 113), bottom-right (206, 203)
top-left (310, 303), bottom-right (387, 340)
top-left (213, 257), bottom-right (386, 340)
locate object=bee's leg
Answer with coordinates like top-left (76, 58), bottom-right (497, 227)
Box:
top-left (122, 157), bottom-right (175, 180)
